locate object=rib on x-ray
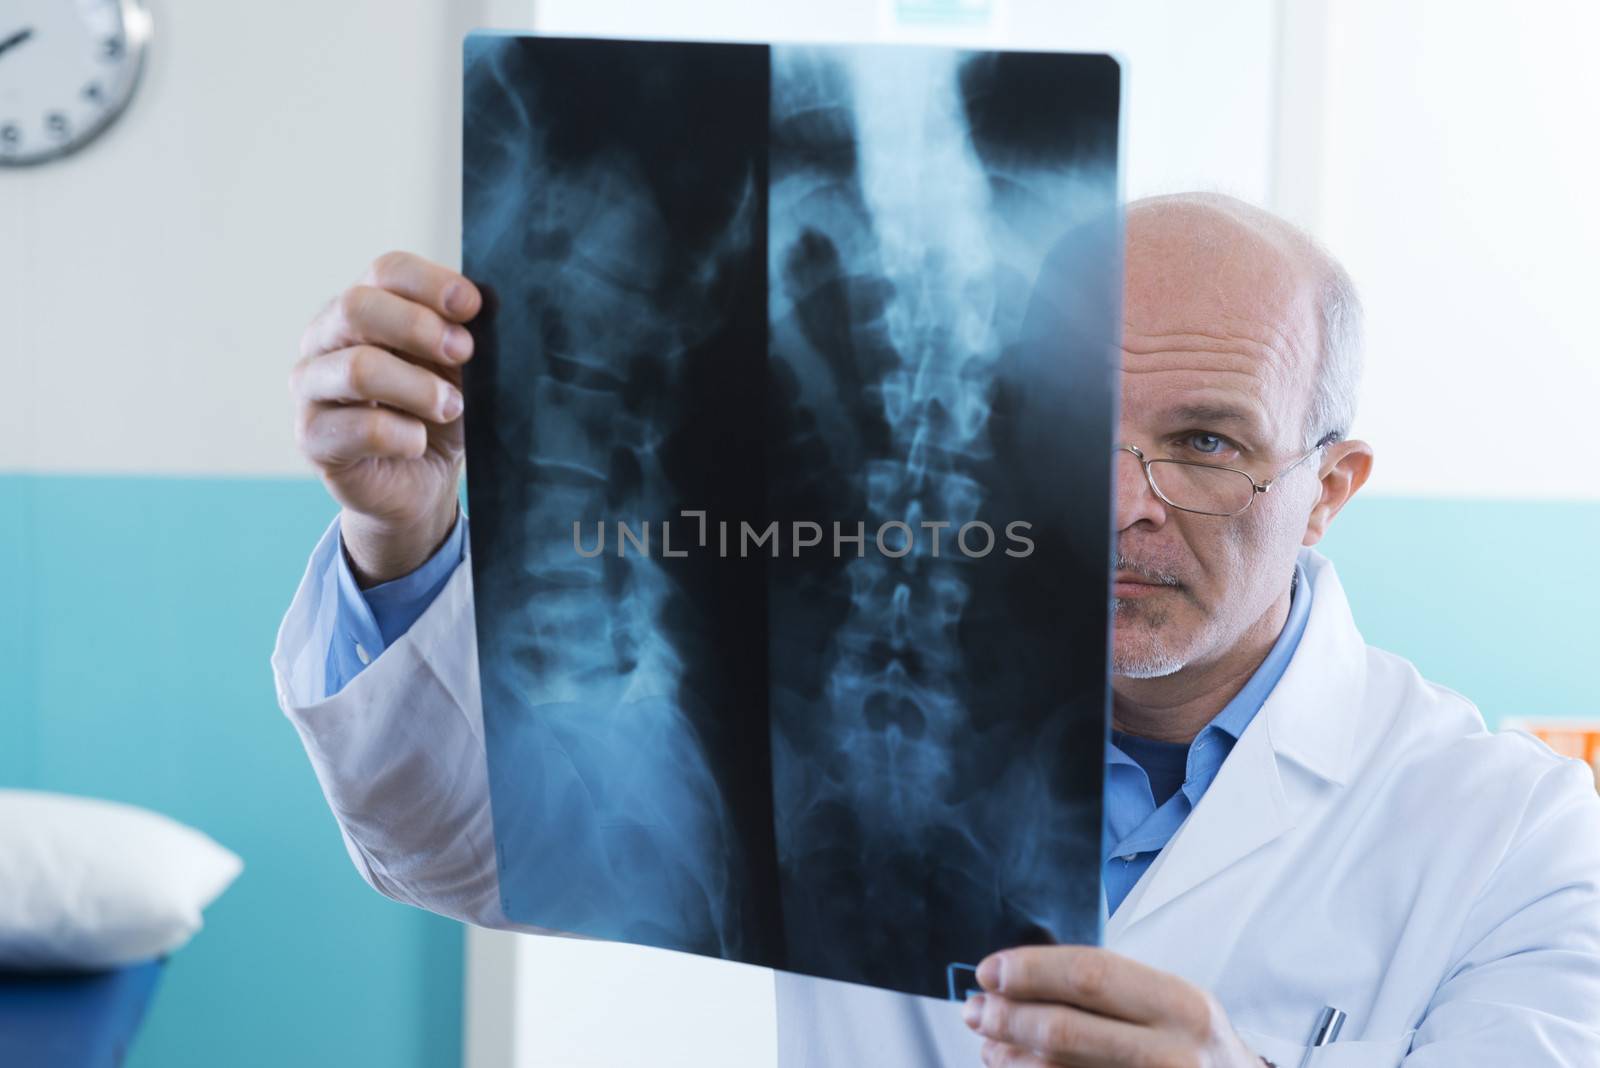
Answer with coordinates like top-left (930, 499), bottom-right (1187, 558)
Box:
top-left (462, 32), bottom-right (1121, 1000)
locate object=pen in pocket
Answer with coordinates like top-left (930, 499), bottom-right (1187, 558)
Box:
top-left (1296, 1005), bottom-right (1347, 1068)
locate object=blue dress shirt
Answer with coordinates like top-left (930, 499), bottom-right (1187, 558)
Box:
top-left (323, 511), bottom-right (467, 699)
top-left (1102, 564), bottom-right (1311, 915)
top-left (323, 518), bottom-right (1311, 922)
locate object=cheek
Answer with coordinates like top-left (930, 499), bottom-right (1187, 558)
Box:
top-left (1171, 513), bottom-right (1253, 592)
top-left (1223, 497), bottom-right (1311, 598)
top-left (1256, 482), bottom-right (1321, 552)
top-left (1172, 509), bottom-right (1280, 614)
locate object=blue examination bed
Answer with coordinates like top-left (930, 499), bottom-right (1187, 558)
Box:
top-left (0, 959), bottom-right (165, 1067)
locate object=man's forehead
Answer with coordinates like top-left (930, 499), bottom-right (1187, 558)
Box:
top-left (1123, 366), bottom-right (1273, 427)
top-left (1163, 400), bottom-right (1265, 430)
top-left (1119, 345), bottom-right (1298, 446)
top-left (1120, 198), bottom-right (1323, 425)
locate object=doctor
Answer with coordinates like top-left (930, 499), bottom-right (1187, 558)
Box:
top-left (276, 193), bottom-right (1600, 1066)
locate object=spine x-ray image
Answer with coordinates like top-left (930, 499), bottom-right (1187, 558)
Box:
top-left (462, 32), bottom-right (1121, 1000)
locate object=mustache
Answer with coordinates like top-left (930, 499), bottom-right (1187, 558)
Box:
top-left (1112, 554), bottom-right (1184, 587)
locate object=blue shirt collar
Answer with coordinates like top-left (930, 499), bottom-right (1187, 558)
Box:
top-left (1202, 561), bottom-right (1313, 745)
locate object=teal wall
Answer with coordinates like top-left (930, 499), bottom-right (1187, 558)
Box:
top-left (3, 476), bottom-right (1595, 1068)
top-left (1, 474), bottom-right (463, 1068)
top-left (1317, 496), bottom-right (1600, 724)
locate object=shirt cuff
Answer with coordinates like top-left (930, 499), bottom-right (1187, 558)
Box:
top-left (324, 511), bottom-right (468, 695)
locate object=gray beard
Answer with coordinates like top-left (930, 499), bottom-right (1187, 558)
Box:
top-left (1110, 598), bottom-right (1188, 678)
top-left (1112, 649), bottom-right (1187, 679)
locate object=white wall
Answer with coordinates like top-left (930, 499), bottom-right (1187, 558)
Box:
top-left (1281, 0), bottom-right (1600, 500)
top-left (0, 0), bottom-right (490, 476)
top-left (0, 0), bottom-right (1279, 479)
top-left (10, 0), bottom-right (1594, 500)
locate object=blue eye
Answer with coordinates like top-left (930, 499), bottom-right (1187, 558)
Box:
top-left (1188, 432), bottom-right (1225, 454)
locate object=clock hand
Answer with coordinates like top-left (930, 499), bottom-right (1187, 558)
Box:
top-left (0, 27), bottom-right (33, 59)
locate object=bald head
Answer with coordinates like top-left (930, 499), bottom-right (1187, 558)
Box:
top-left (1125, 192), bottom-right (1362, 447)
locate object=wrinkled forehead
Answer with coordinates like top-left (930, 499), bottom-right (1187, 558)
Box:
top-left (1121, 203), bottom-right (1324, 438)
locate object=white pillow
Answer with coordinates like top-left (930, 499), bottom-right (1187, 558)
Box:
top-left (0, 789), bottom-right (243, 970)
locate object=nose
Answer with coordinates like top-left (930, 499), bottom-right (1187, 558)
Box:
top-left (1115, 446), bottom-right (1167, 531)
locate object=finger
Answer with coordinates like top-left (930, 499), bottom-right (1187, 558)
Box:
top-left (979, 1040), bottom-right (1052, 1068)
top-left (977, 947), bottom-right (1197, 1027)
top-left (361, 250), bottom-right (482, 324)
top-left (297, 404), bottom-right (427, 467)
top-left (294, 346), bottom-right (463, 424)
top-left (300, 284), bottom-right (473, 367)
top-left (966, 993), bottom-right (1152, 1067)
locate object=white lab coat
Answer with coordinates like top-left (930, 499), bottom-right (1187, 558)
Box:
top-left (273, 523), bottom-right (1600, 1066)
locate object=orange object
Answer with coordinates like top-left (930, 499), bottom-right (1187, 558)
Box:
top-left (1507, 721), bottom-right (1600, 792)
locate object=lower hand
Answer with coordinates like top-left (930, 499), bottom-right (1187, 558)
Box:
top-left (963, 945), bottom-right (1263, 1067)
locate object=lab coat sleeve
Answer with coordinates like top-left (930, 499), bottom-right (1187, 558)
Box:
top-left (1405, 753), bottom-right (1600, 1065)
top-left (271, 518), bottom-right (544, 933)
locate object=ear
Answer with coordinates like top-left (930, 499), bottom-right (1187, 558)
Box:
top-left (1302, 439), bottom-right (1374, 547)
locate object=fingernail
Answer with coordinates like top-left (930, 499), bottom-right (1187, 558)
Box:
top-left (444, 325), bottom-right (473, 362)
top-left (441, 387), bottom-right (463, 421)
top-left (962, 993), bottom-right (985, 1028)
top-left (977, 955), bottom-right (1001, 991)
top-left (444, 283), bottom-right (473, 318)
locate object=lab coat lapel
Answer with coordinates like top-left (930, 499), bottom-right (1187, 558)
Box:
top-left (1105, 550), bottom-right (1367, 943)
top-left (1108, 710), bottom-right (1291, 939)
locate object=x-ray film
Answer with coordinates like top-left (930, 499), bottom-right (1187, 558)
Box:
top-left (462, 32), bottom-right (1121, 1000)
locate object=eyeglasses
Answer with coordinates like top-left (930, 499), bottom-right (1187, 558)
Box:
top-left (1116, 435), bottom-right (1335, 517)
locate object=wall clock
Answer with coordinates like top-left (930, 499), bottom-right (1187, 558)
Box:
top-left (0, 0), bottom-right (152, 166)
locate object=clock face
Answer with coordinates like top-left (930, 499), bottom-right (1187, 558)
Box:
top-left (0, 0), bottom-right (150, 166)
